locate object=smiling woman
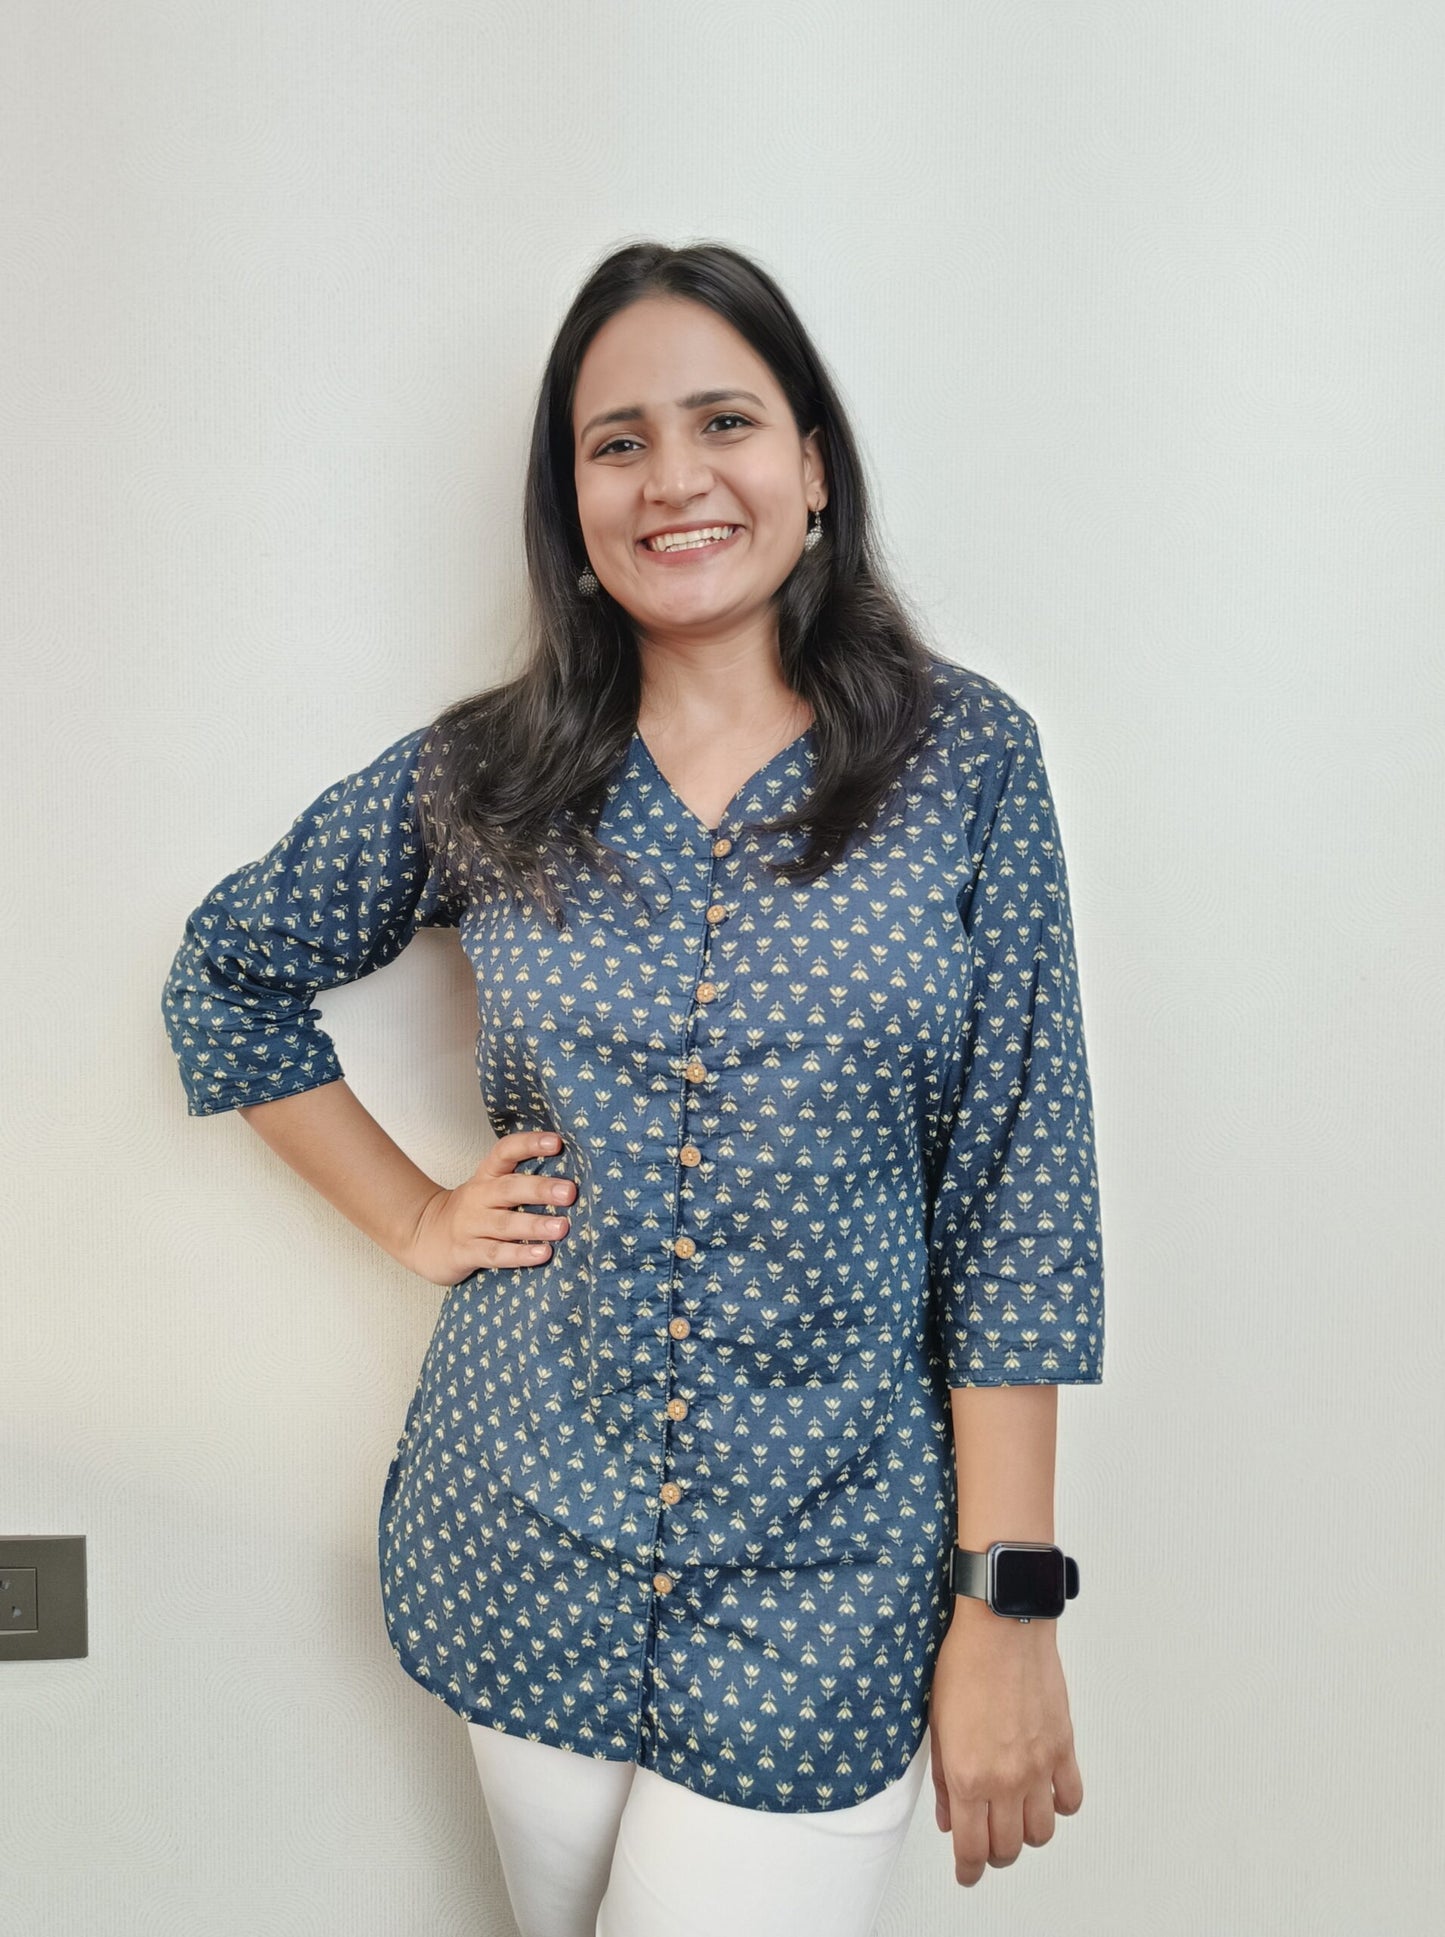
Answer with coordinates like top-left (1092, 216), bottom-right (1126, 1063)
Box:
top-left (159, 236), bottom-right (1105, 1937)
top-left (416, 239), bottom-right (944, 926)
top-left (572, 295), bottom-right (830, 731)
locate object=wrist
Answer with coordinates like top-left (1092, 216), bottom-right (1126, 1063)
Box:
top-left (395, 1183), bottom-right (450, 1274)
top-left (946, 1591), bottom-right (1057, 1639)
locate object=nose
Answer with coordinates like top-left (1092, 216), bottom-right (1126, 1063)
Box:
top-left (641, 427), bottom-right (716, 506)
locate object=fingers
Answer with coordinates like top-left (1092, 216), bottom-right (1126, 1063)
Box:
top-left (466, 1132), bottom-right (579, 1270)
top-left (1021, 1781), bottom-right (1057, 1848)
top-left (948, 1795), bottom-right (990, 1887)
top-left (508, 1206), bottom-right (571, 1255)
top-left (462, 1194), bottom-right (569, 1266)
top-left (930, 1724), bottom-right (950, 1832)
top-left (1051, 1744), bottom-right (1084, 1816)
top-left (484, 1129), bottom-right (564, 1172)
top-left (492, 1158), bottom-right (575, 1255)
top-left (407, 1132), bottom-right (580, 1284)
top-left (509, 1175), bottom-right (576, 1207)
top-left (481, 1132), bottom-right (578, 1206)
top-left (939, 1765), bottom-right (1078, 1887)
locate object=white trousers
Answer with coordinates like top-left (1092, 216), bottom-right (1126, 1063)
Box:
top-left (465, 1721), bottom-right (932, 1937)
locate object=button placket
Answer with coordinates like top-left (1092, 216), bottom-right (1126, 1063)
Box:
top-left (653, 827), bottom-right (736, 1594)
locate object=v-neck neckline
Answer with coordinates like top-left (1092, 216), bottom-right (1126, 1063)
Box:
top-left (631, 721), bottom-right (816, 838)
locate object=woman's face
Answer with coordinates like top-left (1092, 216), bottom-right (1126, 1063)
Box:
top-left (571, 295), bottom-right (827, 646)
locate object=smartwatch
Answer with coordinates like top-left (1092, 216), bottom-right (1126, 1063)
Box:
top-left (951, 1542), bottom-right (1080, 1622)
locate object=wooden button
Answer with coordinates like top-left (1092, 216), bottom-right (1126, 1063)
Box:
top-left (660, 1481), bottom-right (683, 1504)
top-left (696, 981), bottom-right (717, 1002)
top-left (653, 1572), bottom-right (675, 1594)
top-left (711, 837), bottom-right (732, 857)
top-left (683, 1059), bottom-right (706, 1082)
top-left (668, 1316), bottom-right (691, 1338)
top-left (666, 1397), bottom-right (688, 1421)
top-left (705, 903), bottom-right (727, 924)
top-left (679, 1143), bottom-right (702, 1167)
top-left (672, 1235), bottom-right (696, 1258)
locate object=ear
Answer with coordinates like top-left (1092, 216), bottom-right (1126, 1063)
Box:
top-left (802, 426), bottom-right (829, 510)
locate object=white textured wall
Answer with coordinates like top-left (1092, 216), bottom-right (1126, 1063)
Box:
top-left (4, 2), bottom-right (1442, 1931)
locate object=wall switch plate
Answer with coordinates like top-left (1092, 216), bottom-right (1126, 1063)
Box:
top-left (0, 1536), bottom-right (87, 1660)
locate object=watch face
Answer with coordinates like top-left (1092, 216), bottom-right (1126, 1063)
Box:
top-left (992, 1545), bottom-right (1067, 1619)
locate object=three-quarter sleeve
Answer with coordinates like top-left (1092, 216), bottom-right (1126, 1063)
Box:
top-left (927, 707), bottom-right (1105, 1386)
top-left (160, 723), bottom-right (464, 1118)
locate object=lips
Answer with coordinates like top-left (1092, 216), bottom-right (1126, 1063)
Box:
top-left (637, 525), bottom-right (744, 560)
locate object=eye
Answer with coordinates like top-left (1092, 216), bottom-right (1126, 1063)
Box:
top-left (591, 413), bottom-right (754, 458)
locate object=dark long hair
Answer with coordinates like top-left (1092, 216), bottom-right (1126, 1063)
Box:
top-left (419, 239), bottom-right (943, 928)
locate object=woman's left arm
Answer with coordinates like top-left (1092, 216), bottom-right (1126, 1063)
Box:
top-left (930, 1382), bottom-right (1085, 1889)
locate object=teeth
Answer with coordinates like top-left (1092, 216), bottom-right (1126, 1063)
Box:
top-left (645, 525), bottom-right (737, 552)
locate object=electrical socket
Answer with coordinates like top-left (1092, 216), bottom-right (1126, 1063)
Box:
top-left (1, 1565), bottom-right (38, 1632)
top-left (0, 1536), bottom-right (87, 1660)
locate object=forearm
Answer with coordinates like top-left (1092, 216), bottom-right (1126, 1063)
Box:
top-left (949, 1384), bottom-right (1057, 1548)
top-left (237, 1078), bottom-right (443, 1272)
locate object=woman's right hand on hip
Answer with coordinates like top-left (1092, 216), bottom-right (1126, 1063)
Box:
top-left (404, 1130), bottom-right (576, 1285)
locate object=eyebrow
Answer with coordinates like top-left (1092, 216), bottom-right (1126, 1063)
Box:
top-left (578, 389), bottom-right (767, 444)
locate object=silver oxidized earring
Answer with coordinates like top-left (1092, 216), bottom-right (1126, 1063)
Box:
top-left (577, 559), bottom-right (600, 595)
top-left (802, 506), bottom-right (823, 552)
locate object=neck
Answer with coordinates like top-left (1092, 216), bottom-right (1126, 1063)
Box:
top-left (634, 625), bottom-right (804, 738)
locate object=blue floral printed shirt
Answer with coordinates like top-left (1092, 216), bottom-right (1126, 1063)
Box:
top-left (161, 652), bottom-right (1105, 1812)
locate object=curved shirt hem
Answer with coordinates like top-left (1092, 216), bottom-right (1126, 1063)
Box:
top-left (381, 1593), bottom-right (937, 1816)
